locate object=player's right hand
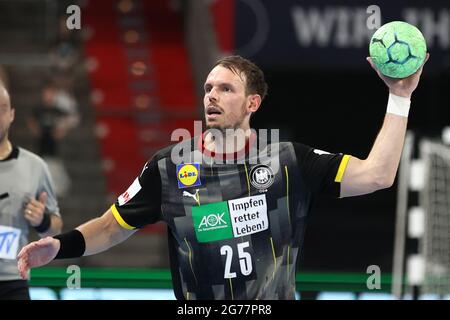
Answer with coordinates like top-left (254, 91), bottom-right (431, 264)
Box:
top-left (17, 237), bottom-right (60, 280)
top-left (367, 53), bottom-right (430, 98)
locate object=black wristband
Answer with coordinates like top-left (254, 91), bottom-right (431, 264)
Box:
top-left (53, 229), bottom-right (86, 259)
top-left (34, 212), bottom-right (51, 233)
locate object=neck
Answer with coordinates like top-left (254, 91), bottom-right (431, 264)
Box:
top-left (0, 139), bottom-right (12, 160)
top-left (204, 127), bottom-right (252, 154)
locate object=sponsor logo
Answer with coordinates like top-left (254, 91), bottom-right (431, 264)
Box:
top-left (122, 192), bottom-right (130, 203)
top-left (118, 178), bottom-right (141, 206)
top-left (199, 213), bottom-right (227, 229)
top-left (228, 195), bottom-right (268, 237)
top-left (250, 165), bottom-right (274, 191)
top-left (140, 162), bottom-right (150, 176)
top-left (0, 225), bottom-right (21, 260)
top-left (183, 189), bottom-right (200, 206)
top-left (313, 149), bottom-right (330, 155)
top-left (192, 201), bottom-right (233, 242)
top-left (177, 163), bottom-right (201, 189)
top-left (192, 195), bottom-right (268, 243)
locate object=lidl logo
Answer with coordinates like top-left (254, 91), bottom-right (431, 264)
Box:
top-left (177, 163), bottom-right (201, 189)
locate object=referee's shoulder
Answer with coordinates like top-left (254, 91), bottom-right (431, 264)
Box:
top-left (17, 147), bottom-right (48, 167)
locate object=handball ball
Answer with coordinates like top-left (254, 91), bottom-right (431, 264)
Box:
top-left (369, 21), bottom-right (427, 78)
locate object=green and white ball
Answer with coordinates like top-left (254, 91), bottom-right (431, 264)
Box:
top-left (369, 21), bottom-right (427, 78)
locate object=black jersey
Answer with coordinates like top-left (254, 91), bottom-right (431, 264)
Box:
top-left (112, 133), bottom-right (349, 299)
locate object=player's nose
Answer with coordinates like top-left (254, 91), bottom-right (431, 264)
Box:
top-left (208, 87), bottom-right (219, 101)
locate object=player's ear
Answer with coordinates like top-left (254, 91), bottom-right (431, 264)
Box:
top-left (247, 94), bottom-right (261, 113)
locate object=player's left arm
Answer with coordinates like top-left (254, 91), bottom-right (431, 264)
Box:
top-left (340, 53), bottom-right (429, 198)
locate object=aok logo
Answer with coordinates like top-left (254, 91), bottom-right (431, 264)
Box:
top-left (192, 201), bottom-right (233, 243)
top-left (198, 213), bottom-right (227, 230)
top-left (177, 163), bottom-right (201, 188)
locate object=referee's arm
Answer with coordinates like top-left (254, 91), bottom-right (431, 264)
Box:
top-left (339, 54), bottom-right (429, 198)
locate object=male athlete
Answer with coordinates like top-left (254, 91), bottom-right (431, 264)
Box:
top-left (17, 54), bottom-right (428, 299)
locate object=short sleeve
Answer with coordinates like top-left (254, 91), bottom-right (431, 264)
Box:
top-left (112, 157), bottom-right (162, 229)
top-left (293, 143), bottom-right (349, 198)
top-left (38, 161), bottom-right (60, 217)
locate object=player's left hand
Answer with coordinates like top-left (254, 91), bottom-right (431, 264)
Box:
top-left (24, 192), bottom-right (47, 227)
top-left (367, 53), bottom-right (430, 98)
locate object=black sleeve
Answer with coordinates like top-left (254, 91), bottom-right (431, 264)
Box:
top-left (293, 142), bottom-right (348, 198)
top-left (112, 157), bottom-right (162, 229)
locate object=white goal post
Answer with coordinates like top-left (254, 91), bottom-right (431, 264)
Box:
top-left (392, 129), bottom-right (450, 299)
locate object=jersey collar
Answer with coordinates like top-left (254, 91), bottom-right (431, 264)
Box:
top-left (0, 145), bottom-right (19, 162)
top-left (198, 130), bottom-right (257, 161)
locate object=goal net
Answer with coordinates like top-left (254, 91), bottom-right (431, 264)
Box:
top-left (419, 139), bottom-right (450, 296)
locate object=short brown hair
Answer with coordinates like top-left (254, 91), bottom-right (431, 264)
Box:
top-left (214, 55), bottom-right (268, 100)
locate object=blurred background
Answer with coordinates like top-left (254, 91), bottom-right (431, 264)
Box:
top-left (0, 0), bottom-right (448, 300)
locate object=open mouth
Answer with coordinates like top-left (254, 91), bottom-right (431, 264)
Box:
top-left (206, 106), bottom-right (222, 117)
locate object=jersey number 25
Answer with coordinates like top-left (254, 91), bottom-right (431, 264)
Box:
top-left (220, 241), bottom-right (253, 279)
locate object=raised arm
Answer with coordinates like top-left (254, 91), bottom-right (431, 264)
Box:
top-left (17, 207), bottom-right (136, 279)
top-left (340, 54), bottom-right (429, 198)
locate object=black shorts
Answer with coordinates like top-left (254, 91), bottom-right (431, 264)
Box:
top-left (0, 280), bottom-right (30, 300)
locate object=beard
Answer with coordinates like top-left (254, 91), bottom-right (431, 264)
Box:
top-left (205, 120), bottom-right (248, 137)
top-left (205, 105), bottom-right (247, 133)
top-left (205, 120), bottom-right (244, 133)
